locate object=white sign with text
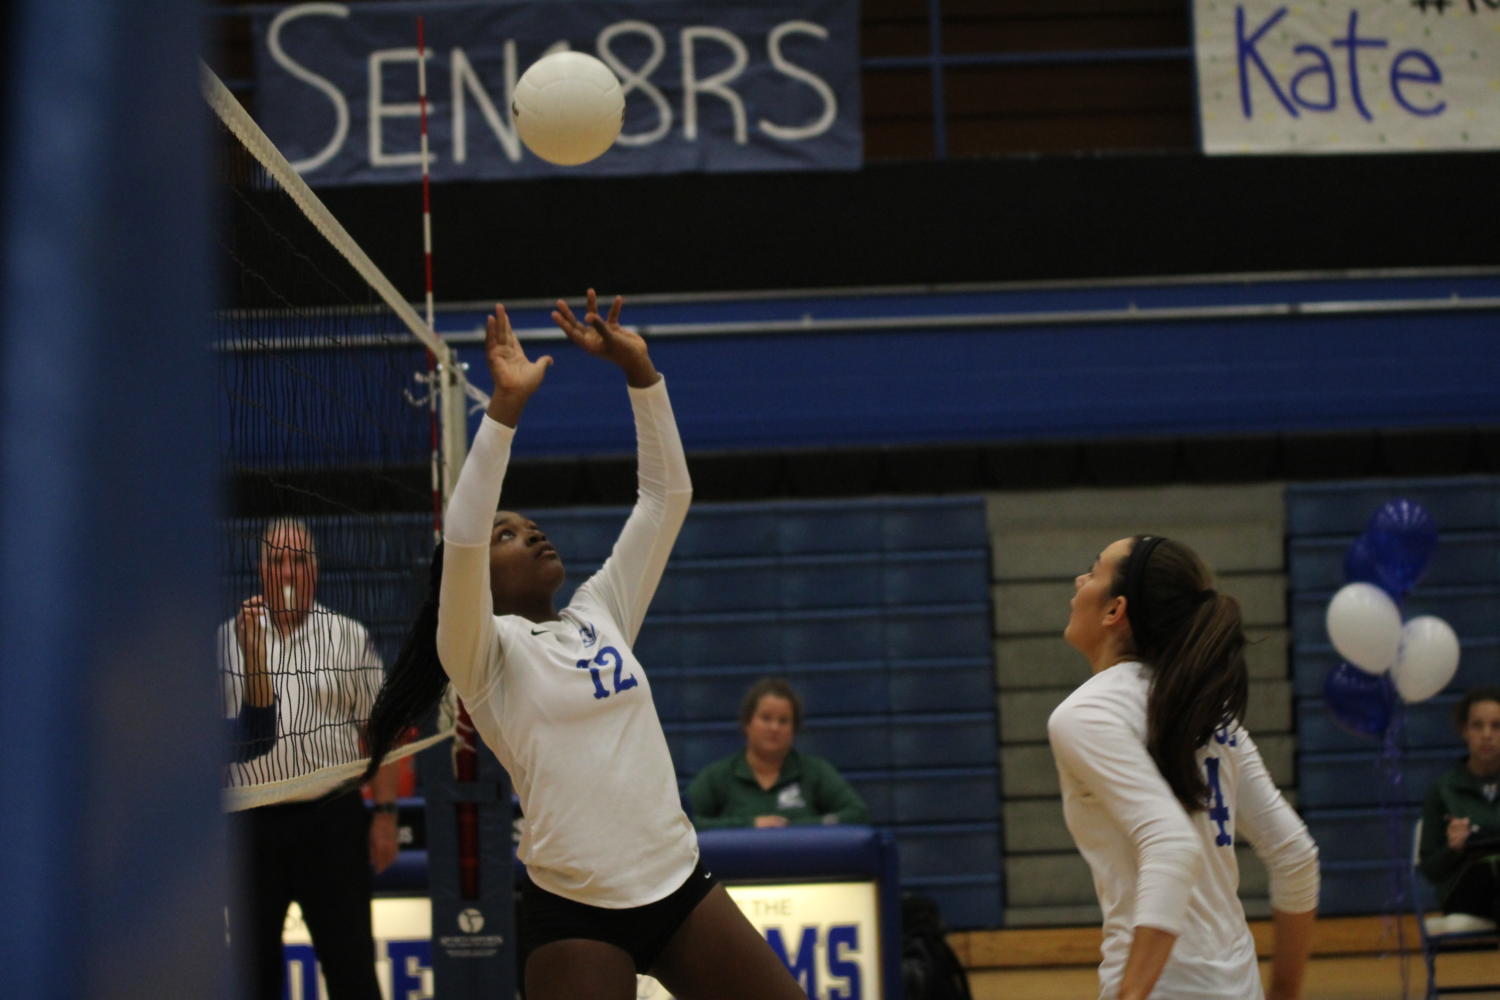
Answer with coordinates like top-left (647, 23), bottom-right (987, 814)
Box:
top-left (1194, 0), bottom-right (1500, 152)
top-left (278, 880), bottom-right (879, 999)
top-left (637, 881), bottom-right (880, 1000)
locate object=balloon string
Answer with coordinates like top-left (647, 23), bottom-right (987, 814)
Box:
top-left (1379, 703), bottom-right (1413, 999)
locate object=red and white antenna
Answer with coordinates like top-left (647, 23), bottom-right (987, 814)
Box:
top-left (417, 16), bottom-right (442, 545)
top-left (418, 15), bottom-right (481, 905)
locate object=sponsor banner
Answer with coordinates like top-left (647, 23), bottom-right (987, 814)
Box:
top-left (279, 880), bottom-right (880, 999)
top-left (282, 899), bottom-right (434, 1000)
top-left (639, 882), bottom-right (881, 1000)
top-left (1194, 0), bottom-right (1500, 153)
top-left (252, 0), bottom-right (862, 186)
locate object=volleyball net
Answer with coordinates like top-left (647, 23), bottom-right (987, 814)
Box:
top-left (204, 66), bottom-right (478, 811)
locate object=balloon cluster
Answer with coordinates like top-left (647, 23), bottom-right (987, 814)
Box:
top-left (1323, 499), bottom-right (1460, 738)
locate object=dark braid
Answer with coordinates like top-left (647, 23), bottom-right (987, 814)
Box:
top-left (361, 543), bottom-right (448, 784)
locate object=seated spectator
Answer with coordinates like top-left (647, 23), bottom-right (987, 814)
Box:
top-left (689, 678), bottom-right (868, 829)
top-left (1418, 685), bottom-right (1500, 926)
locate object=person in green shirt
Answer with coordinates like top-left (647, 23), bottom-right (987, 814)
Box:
top-left (1418, 685), bottom-right (1500, 925)
top-left (688, 678), bottom-right (869, 829)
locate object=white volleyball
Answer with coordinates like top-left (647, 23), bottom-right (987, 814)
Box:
top-left (513, 52), bottom-right (624, 166)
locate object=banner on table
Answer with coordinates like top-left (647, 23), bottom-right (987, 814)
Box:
top-left (252, 0), bottom-right (862, 185)
top-left (1193, 0), bottom-right (1500, 153)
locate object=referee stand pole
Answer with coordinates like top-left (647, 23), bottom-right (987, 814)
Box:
top-left (419, 720), bottom-right (517, 997)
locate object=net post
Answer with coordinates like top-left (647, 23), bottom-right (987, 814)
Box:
top-left (439, 347), bottom-right (470, 501)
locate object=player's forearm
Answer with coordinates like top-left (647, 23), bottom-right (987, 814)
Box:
top-left (446, 416), bottom-right (513, 546)
top-left (629, 377), bottom-right (690, 501)
top-left (1117, 925), bottom-right (1178, 1000)
top-left (370, 759), bottom-right (401, 806)
top-left (1267, 907), bottom-right (1316, 1000)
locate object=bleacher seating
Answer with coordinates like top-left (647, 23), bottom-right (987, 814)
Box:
top-left (1286, 476), bottom-right (1500, 916)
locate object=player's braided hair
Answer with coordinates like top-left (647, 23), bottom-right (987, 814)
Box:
top-left (1112, 535), bottom-right (1249, 813)
top-left (360, 542), bottom-right (447, 785)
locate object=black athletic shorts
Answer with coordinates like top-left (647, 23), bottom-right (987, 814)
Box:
top-left (518, 858), bottom-right (719, 975)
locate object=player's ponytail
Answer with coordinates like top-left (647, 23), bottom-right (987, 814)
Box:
top-left (361, 542), bottom-right (448, 785)
top-left (1114, 535), bottom-right (1249, 813)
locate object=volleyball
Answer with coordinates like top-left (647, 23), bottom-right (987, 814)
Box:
top-left (513, 52), bottom-right (625, 166)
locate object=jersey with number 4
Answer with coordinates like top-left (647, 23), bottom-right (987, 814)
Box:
top-left (438, 379), bottom-right (698, 909)
top-left (1048, 661), bottom-right (1319, 1000)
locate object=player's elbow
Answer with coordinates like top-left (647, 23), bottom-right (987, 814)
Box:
top-left (1267, 833), bottom-right (1321, 913)
top-left (1141, 827), bottom-right (1206, 888)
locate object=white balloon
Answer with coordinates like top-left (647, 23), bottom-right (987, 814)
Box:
top-left (1390, 616), bottom-right (1461, 703)
top-left (1325, 582), bottom-right (1402, 674)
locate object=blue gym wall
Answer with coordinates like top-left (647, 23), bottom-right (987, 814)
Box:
top-left (224, 272), bottom-right (1500, 466)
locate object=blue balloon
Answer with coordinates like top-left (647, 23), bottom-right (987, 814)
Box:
top-left (1343, 531), bottom-right (1403, 600)
top-left (1366, 499), bottom-right (1438, 596)
top-left (1323, 661), bottom-right (1396, 739)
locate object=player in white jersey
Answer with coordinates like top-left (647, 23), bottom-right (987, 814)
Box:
top-left (1047, 535), bottom-right (1320, 1000)
top-left (362, 291), bottom-right (804, 1000)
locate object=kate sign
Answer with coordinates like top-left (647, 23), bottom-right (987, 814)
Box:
top-left (1194, 0), bottom-right (1500, 153)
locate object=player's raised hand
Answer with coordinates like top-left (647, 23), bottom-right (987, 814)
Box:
top-left (552, 289), bottom-right (659, 388)
top-left (484, 304), bottom-right (553, 427)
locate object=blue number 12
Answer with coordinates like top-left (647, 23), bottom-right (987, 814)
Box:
top-left (575, 645), bottom-right (637, 700)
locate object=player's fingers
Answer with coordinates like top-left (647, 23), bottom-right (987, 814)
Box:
top-left (554, 311), bottom-right (593, 350)
top-left (607, 294), bottom-right (623, 326)
top-left (586, 287), bottom-right (598, 316)
top-left (554, 299), bottom-right (583, 330)
top-left (494, 304), bottom-right (515, 344)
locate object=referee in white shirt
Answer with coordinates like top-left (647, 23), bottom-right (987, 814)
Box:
top-left (221, 519), bottom-right (402, 1000)
top-left (1048, 535), bottom-right (1320, 1000)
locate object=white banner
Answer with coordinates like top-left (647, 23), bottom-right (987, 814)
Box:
top-left (1194, 0), bottom-right (1500, 153)
top-left (283, 899), bottom-right (434, 1000)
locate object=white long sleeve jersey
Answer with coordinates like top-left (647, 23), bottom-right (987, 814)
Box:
top-left (437, 378), bottom-right (697, 909)
top-left (1047, 662), bottom-right (1319, 1000)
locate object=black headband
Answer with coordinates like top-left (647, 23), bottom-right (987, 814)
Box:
top-left (1122, 534), bottom-right (1167, 650)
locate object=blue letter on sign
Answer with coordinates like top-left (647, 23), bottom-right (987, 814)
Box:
top-left (388, 940), bottom-right (433, 999)
top-left (283, 943), bottom-right (319, 998)
top-left (1237, 6), bottom-right (1296, 119)
top-left (766, 926), bottom-right (819, 996)
top-left (827, 924), bottom-right (863, 1000)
